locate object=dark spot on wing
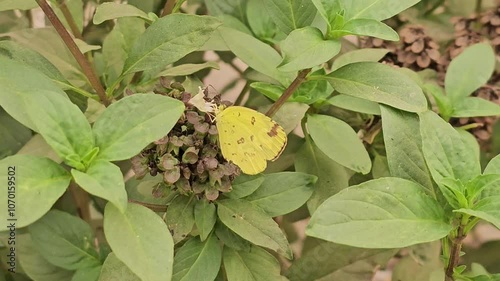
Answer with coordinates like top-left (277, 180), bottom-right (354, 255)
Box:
top-left (251, 116), bottom-right (256, 125)
top-left (250, 135), bottom-right (254, 141)
top-left (237, 137), bottom-right (245, 144)
top-left (267, 123), bottom-right (280, 137)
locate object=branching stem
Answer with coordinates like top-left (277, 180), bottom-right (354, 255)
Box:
top-left (445, 222), bottom-right (466, 280)
top-left (265, 68), bottom-right (311, 117)
top-left (35, 0), bottom-right (110, 106)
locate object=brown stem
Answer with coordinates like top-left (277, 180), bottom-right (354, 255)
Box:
top-left (128, 199), bottom-right (168, 212)
top-left (56, 0), bottom-right (82, 39)
top-left (69, 182), bottom-right (91, 222)
top-left (265, 68), bottom-right (311, 117)
top-left (475, 0), bottom-right (482, 13)
top-left (445, 225), bottom-right (466, 281)
top-left (160, 0), bottom-right (176, 17)
top-left (35, 0), bottom-right (110, 106)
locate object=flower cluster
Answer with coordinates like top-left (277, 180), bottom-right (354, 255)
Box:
top-left (131, 81), bottom-right (240, 201)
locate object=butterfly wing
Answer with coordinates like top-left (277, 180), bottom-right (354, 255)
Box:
top-left (216, 106), bottom-right (287, 175)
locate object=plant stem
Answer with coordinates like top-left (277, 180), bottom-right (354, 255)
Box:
top-left (476, 0), bottom-right (482, 13)
top-left (265, 68), bottom-right (311, 117)
top-left (424, 0), bottom-right (445, 16)
top-left (56, 0), bottom-right (82, 39)
top-left (160, 0), bottom-right (176, 17)
top-left (234, 81), bottom-right (250, 106)
top-left (35, 0), bottom-right (110, 106)
top-left (445, 223), bottom-right (466, 281)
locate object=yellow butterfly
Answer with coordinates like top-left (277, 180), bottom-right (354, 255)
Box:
top-left (214, 105), bottom-right (287, 175)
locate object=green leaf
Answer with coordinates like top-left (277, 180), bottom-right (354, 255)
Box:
top-left (307, 114), bottom-right (371, 174)
top-left (93, 94), bottom-right (184, 161)
top-left (98, 253), bottom-right (140, 281)
top-left (457, 129), bottom-right (480, 166)
top-left (372, 154), bottom-right (390, 179)
top-left (0, 155), bottom-right (70, 230)
top-left (327, 94), bottom-right (381, 115)
top-left (172, 236), bottom-right (222, 281)
top-left (93, 3), bottom-right (151, 24)
top-left (104, 203), bottom-right (174, 281)
top-left (0, 41), bottom-right (75, 92)
top-left (466, 174), bottom-right (500, 200)
top-left (205, 0), bottom-right (247, 23)
top-left (456, 196), bottom-right (500, 229)
top-left (214, 222), bottom-right (252, 251)
top-left (0, 56), bottom-right (68, 130)
top-left (219, 26), bottom-right (293, 85)
top-left (71, 266), bottom-right (101, 281)
top-left (451, 97), bottom-right (500, 118)
top-left (194, 199), bottom-right (217, 241)
top-left (246, 0), bottom-right (278, 41)
top-left (18, 234), bottom-right (74, 281)
top-left (17, 134), bottom-right (61, 163)
top-left (0, 108), bottom-right (32, 158)
top-left (223, 246), bottom-right (287, 281)
top-left (217, 199), bottom-right (292, 259)
top-left (340, 0), bottom-right (419, 21)
top-left (260, 102), bottom-right (309, 134)
top-left (261, 0), bottom-right (316, 34)
top-left (484, 155), bottom-right (500, 175)
top-left (285, 238), bottom-right (396, 281)
top-left (29, 210), bottom-right (100, 270)
top-left (420, 110), bottom-right (481, 183)
top-left (445, 43), bottom-right (495, 102)
top-left (245, 172), bottom-right (316, 216)
top-left (102, 17), bottom-right (145, 87)
top-left (424, 83), bottom-right (453, 120)
top-left (24, 90), bottom-right (94, 168)
top-left (165, 196), bottom-right (196, 243)
top-left (333, 19), bottom-right (399, 41)
top-left (156, 61), bottom-right (220, 77)
top-left (381, 105), bottom-right (434, 193)
top-left (307, 177), bottom-right (451, 248)
top-left (278, 27), bottom-right (341, 72)
top-left (331, 48), bottom-right (389, 71)
top-left (4, 28), bottom-right (87, 88)
top-left (322, 62), bottom-right (427, 112)
top-left (72, 161), bottom-right (127, 213)
top-left (0, 0), bottom-right (37, 11)
top-left (123, 14), bottom-right (221, 74)
top-left (392, 242), bottom-right (443, 281)
top-left (226, 174), bottom-right (265, 199)
top-left (294, 137), bottom-right (350, 213)
top-left (437, 178), bottom-right (467, 209)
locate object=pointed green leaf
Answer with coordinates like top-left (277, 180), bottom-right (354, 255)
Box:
top-left (166, 196), bottom-right (195, 243)
top-left (381, 105), bottom-right (434, 193)
top-left (278, 27), bottom-right (341, 72)
top-left (156, 62), bottom-right (220, 77)
top-left (194, 199), bottom-right (217, 241)
top-left (214, 222), bottom-right (252, 252)
top-left (445, 43), bottom-right (495, 101)
top-left (334, 19), bottom-right (399, 41)
top-left (104, 203), bottom-right (174, 281)
top-left (98, 253), bottom-right (140, 281)
top-left (223, 246), bottom-right (287, 281)
top-left (0, 155), bottom-right (70, 230)
top-left (93, 3), bottom-right (151, 24)
top-left (217, 199), bottom-right (292, 259)
top-left (93, 94), bottom-right (184, 161)
top-left (420, 110), bottom-right (481, 183)
top-left (172, 235), bottom-right (222, 281)
top-left (261, 0), bottom-right (316, 34)
top-left (285, 238), bottom-right (396, 281)
top-left (322, 62), bottom-right (427, 112)
top-left (307, 177), bottom-right (451, 248)
top-left (451, 97), bottom-right (500, 117)
top-left (219, 26), bottom-right (293, 85)
top-left (123, 14), bottom-right (221, 74)
top-left (327, 95), bottom-right (381, 115)
top-left (0, 108), bottom-right (32, 158)
top-left (72, 161), bottom-right (127, 213)
top-left (226, 174), bottom-right (265, 199)
top-left (29, 210), bottom-right (100, 270)
top-left (307, 114), bottom-right (371, 174)
top-left (245, 172), bottom-right (316, 216)
top-left (456, 196), bottom-right (500, 229)
top-left (294, 138), bottom-right (350, 213)
top-left (18, 234), bottom-right (74, 281)
top-left (331, 48), bottom-right (389, 71)
top-left (0, 0), bottom-right (37, 11)
top-left (484, 154), bottom-right (500, 175)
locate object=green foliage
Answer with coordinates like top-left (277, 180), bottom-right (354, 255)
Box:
top-left (2, 0), bottom-right (499, 280)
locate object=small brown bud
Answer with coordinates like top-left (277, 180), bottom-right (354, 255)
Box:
top-left (182, 147), bottom-right (199, 164)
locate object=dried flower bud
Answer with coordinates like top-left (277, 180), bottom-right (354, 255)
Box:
top-left (205, 185), bottom-right (219, 201)
top-left (182, 147), bottom-right (199, 164)
top-left (192, 181), bottom-right (207, 194)
top-left (176, 177), bottom-right (191, 194)
top-left (159, 154), bottom-right (179, 171)
top-left (186, 111), bottom-right (202, 125)
top-left (203, 157), bottom-right (219, 170)
top-left (131, 155), bottom-right (148, 179)
top-left (194, 122), bottom-right (210, 134)
top-left (164, 166), bottom-right (181, 184)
